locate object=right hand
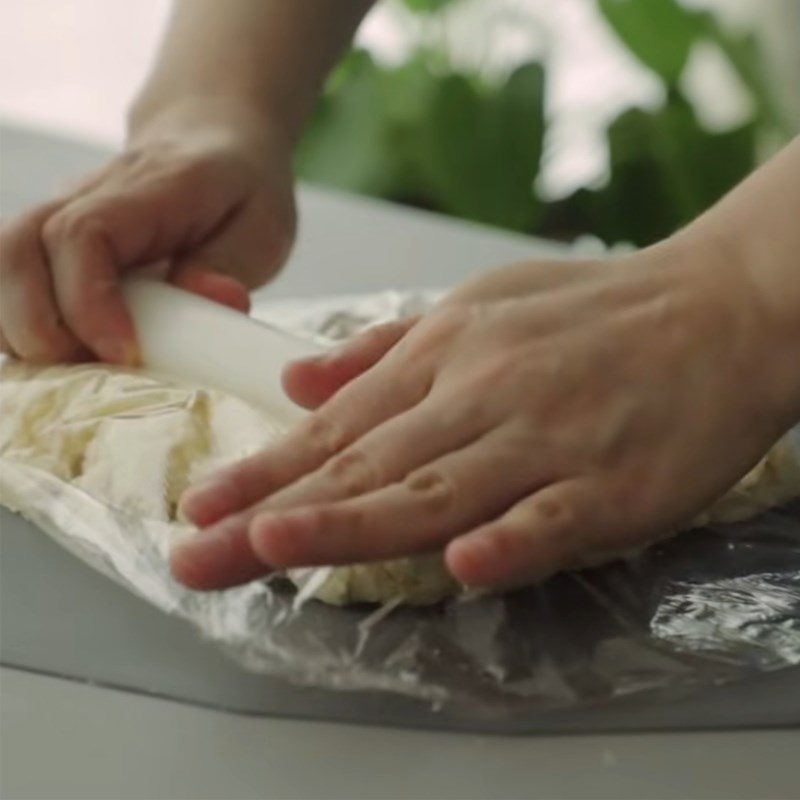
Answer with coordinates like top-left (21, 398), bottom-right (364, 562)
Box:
top-left (0, 98), bottom-right (297, 365)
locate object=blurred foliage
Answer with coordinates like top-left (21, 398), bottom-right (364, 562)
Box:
top-left (296, 0), bottom-right (793, 247)
top-left (297, 52), bottom-right (546, 232)
top-left (543, 95), bottom-right (758, 245)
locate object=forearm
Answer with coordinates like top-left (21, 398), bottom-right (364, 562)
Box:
top-left (684, 137), bottom-right (800, 423)
top-left (129, 0), bottom-right (374, 144)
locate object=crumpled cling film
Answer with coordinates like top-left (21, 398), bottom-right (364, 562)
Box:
top-left (1, 290), bottom-right (799, 709)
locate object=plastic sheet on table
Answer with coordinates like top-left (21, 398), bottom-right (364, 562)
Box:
top-left (1, 291), bottom-right (798, 711)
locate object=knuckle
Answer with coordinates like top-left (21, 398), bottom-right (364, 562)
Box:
top-left (534, 494), bottom-right (579, 531)
top-left (469, 355), bottom-right (513, 394)
top-left (302, 412), bottom-right (350, 459)
top-left (404, 468), bottom-right (457, 514)
top-left (395, 306), bottom-right (467, 360)
top-left (423, 305), bottom-right (471, 344)
top-left (0, 213), bottom-right (40, 275)
top-left (527, 492), bottom-right (588, 568)
top-left (173, 155), bottom-right (216, 191)
top-left (381, 350), bottom-right (436, 409)
top-left (388, 306), bottom-right (472, 391)
top-left (351, 322), bottom-right (402, 361)
top-left (42, 208), bottom-right (105, 248)
top-left (323, 447), bottom-right (380, 496)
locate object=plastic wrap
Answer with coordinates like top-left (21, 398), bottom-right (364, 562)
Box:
top-left (1, 291), bottom-right (799, 711)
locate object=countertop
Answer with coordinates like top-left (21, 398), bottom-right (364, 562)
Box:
top-left (1, 121), bottom-right (797, 800)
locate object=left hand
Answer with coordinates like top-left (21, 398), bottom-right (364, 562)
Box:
top-left (0, 97), bottom-right (295, 364)
top-left (171, 236), bottom-right (796, 591)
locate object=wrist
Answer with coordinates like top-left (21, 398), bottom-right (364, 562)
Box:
top-left (126, 92), bottom-right (295, 159)
top-left (669, 224), bottom-right (800, 430)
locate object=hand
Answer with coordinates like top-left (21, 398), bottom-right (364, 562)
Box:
top-left (0, 98), bottom-right (296, 364)
top-left (171, 236), bottom-right (797, 591)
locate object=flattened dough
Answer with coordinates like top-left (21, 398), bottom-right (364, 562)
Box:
top-left (1, 361), bottom-right (798, 605)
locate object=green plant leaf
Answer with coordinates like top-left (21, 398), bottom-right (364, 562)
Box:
top-left (402, 0), bottom-right (457, 12)
top-left (704, 24), bottom-right (794, 138)
top-left (411, 63), bottom-right (546, 230)
top-left (579, 94), bottom-right (757, 246)
top-left (597, 0), bottom-right (704, 83)
top-left (295, 51), bottom-right (401, 195)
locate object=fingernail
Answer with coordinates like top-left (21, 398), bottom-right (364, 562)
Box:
top-left (249, 511), bottom-right (306, 566)
top-left (322, 345), bottom-right (344, 361)
top-left (170, 535), bottom-right (219, 589)
top-left (445, 535), bottom-right (493, 587)
top-left (179, 478), bottom-right (238, 526)
top-left (94, 337), bottom-right (140, 367)
top-left (170, 521), bottom-right (267, 590)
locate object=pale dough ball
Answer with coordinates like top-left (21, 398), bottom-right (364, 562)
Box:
top-left (0, 362), bottom-right (458, 604)
top-left (692, 433), bottom-right (800, 526)
top-left (290, 554), bottom-right (458, 606)
top-left (1, 361), bottom-right (798, 606)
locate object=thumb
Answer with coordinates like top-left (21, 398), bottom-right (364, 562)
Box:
top-left (282, 317), bottom-right (418, 410)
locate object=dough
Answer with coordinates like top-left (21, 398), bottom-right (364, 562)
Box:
top-left (0, 363), bottom-right (282, 521)
top-left (290, 555), bottom-right (458, 606)
top-left (0, 361), bottom-right (456, 604)
top-left (693, 434), bottom-right (800, 526)
top-left (1, 361), bottom-right (798, 605)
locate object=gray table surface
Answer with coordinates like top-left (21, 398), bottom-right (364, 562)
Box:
top-left (1, 120), bottom-right (798, 799)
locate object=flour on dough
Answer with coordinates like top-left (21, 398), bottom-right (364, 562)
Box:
top-left (1, 361), bottom-right (798, 606)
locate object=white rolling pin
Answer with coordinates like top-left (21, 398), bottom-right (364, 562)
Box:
top-left (123, 280), bottom-right (323, 421)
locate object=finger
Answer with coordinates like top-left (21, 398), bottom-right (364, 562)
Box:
top-left (260, 385), bottom-right (499, 511)
top-left (0, 327), bottom-right (17, 357)
top-left (55, 162), bottom-right (113, 198)
top-left (170, 263), bottom-right (251, 313)
top-left (445, 479), bottom-right (600, 588)
top-left (173, 192), bottom-right (295, 290)
top-left (42, 161), bottom-right (249, 364)
top-left (172, 396), bottom-right (499, 589)
top-left (0, 205), bottom-right (83, 362)
top-left (282, 318), bottom-right (418, 410)
top-left (247, 425), bottom-right (540, 568)
top-left (179, 357), bottom-right (433, 526)
top-left (44, 212), bottom-right (138, 365)
top-left (169, 514), bottom-right (270, 591)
